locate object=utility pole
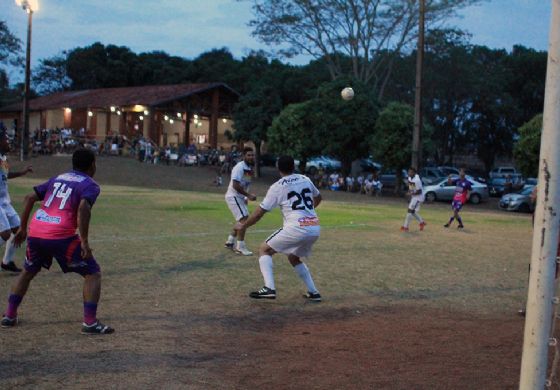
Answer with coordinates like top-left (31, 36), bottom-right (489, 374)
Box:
top-left (519, 0), bottom-right (560, 388)
top-left (411, 0), bottom-right (425, 170)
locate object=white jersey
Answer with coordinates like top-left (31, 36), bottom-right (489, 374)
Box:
top-left (0, 154), bottom-right (11, 205)
top-left (260, 174), bottom-right (320, 232)
top-left (226, 161), bottom-right (253, 199)
top-left (408, 174), bottom-right (425, 202)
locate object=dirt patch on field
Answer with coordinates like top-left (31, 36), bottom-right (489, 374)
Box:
top-left (209, 305), bottom-right (524, 390)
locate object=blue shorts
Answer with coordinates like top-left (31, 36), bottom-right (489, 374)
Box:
top-left (24, 235), bottom-right (100, 276)
top-left (452, 200), bottom-right (464, 211)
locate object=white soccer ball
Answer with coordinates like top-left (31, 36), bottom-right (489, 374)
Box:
top-left (341, 87), bottom-right (354, 101)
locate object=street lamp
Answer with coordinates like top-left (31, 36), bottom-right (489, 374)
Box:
top-left (14, 0), bottom-right (39, 161)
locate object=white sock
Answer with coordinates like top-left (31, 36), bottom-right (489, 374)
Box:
top-left (294, 263), bottom-right (318, 294)
top-left (413, 213), bottom-right (423, 223)
top-left (2, 234), bottom-right (15, 265)
top-left (226, 235), bottom-right (236, 244)
top-left (236, 240), bottom-right (246, 249)
top-left (259, 255), bottom-right (275, 290)
top-left (404, 213), bottom-right (413, 228)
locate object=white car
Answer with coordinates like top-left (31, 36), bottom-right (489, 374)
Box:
top-left (423, 176), bottom-right (489, 204)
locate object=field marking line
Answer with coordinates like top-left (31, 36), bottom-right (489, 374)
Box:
top-left (90, 223), bottom-right (370, 243)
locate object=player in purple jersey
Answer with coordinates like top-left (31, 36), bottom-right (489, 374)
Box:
top-left (1, 149), bottom-right (114, 334)
top-left (444, 168), bottom-right (472, 229)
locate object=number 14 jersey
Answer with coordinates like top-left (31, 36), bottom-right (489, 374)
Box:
top-left (260, 174), bottom-right (320, 233)
top-left (28, 171), bottom-right (101, 239)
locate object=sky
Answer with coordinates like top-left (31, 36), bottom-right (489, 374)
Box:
top-left (3, 0), bottom-right (553, 83)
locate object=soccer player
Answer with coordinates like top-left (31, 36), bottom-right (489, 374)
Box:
top-left (444, 168), bottom-right (472, 229)
top-left (236, 155), bottom-right (322, 301)
top-left (224, 147), bottom-right (257, 256)
top-left (401, 167), bottom-right (426, 232)
top-left (0, 131), bottom-right (33, 273)
top-left (1, 149), bottom-right (114, 334)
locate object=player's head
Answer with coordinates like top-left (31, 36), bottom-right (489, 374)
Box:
top-left (277, 155), bottom-right (295, 176)
top-left (0, 130), bottom-right (9, 154)
top-left (459, 168), bottom-right (466, 179)
top-left (72, 148), bottom-right (96, 177)
top-left (242, 147), bottom-right (254, 165)
top-left (408, 167), bottom-right (417, 178)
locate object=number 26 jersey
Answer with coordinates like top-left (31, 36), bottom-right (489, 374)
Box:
top-left (260, 174), bottom-right (320, 233)
top-left (28, 170), bottom-right (100, 239)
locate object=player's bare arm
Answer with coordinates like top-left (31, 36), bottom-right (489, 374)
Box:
top-left (7, 165), bottom-right (33, 179)
top-left (78, 199), bottom-right (93, 259)
top-left (313, 193), bottom-right (322, 208)
top-left (13, 192), bottom-right (40, 247)
top-left (232, 180), bottom-right (256, 201)
top-left (236, 206), bottom-right (267, 230)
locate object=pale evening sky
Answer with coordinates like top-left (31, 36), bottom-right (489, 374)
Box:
top-left (2, 0), bottom-right (553, 83)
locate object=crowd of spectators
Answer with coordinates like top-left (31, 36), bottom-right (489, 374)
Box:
top-left (311, 168), bottom-right (383, 196)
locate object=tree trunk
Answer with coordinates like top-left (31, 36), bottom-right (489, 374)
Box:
top-left (254, 141), bottom-right (262, 178)
top-left (395, 168), bottom-right (404, 196)
top-left (299, 157), bottom-right (308, 175)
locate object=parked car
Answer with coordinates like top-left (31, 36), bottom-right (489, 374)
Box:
top-left (489, 166), bottom-right (519, 179)
top-left (465, 169), bottom-right (488, 184)
top-left (260, 153), bottom-right (277, 167)
top-left (360, 158), bottom-right (382, 172)
top-left (419, 167), bottom-right (445, 185)
top-left (437, 166), bottom-right (460, 176)
top-left (294, 156), bottom-right (342, 174)
top-left (488, 176), bottom-right (525, 197)
top-left (499, 185), bottom-right (536, 213)
top-left (525, 177), bottom-right (538, 186)
top-left (378, 169), bottom-right (408, 189)
top-left (423, 176), bottom-right (489, 204)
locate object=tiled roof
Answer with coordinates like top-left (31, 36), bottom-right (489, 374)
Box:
top-left (0, 83), bottom-right (238, 112)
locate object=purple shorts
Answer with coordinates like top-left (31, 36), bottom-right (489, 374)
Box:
top-left (451, 200), bottom-right (464, 211)
top-left (24, 235), bottom-right (100, 276)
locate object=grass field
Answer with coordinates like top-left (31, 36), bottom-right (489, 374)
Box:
top-left (0, 157), bottom-right (537, 389)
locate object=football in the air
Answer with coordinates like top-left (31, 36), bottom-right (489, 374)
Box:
top-left (341, 87), bottom-right (354, 101)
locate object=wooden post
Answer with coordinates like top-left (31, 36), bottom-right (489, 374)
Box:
top-left (210, 89), bottom-right (219, 149)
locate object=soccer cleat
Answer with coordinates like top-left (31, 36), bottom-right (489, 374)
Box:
top-left (249, 286), bottom-right (276, 300)
top-left (400, 226), bottom-right (409, 232)
top-left (1, 262), bottom-right (22, 273)
top-left (419, 221), bottom-right (427, 231)
top-left (303, 292), bottom-right (322, 302)
top-left (224, 242), bottom-right (235, 250)
top-left (444, 223), bottom-right (450, 228)
top-left (457, 224), bottom-right (464, 229)
top-left (81, 321), bottom-right (115, 335)
top-left (234, 246), bottom-right (253, 256)
top-left (1, 315), bottom-right (17, 328)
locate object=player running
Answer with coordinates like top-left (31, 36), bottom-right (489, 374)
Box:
top-left (1, 149), bottom-right (114, 334)
top-left (0, 131), bottom-right (33, 273)
top-left (444, 168), bottom-right (472, 229)
top-left (224, 147), bottom-right (257, 256)
top-left (236, 155), bottom-right (322, 301)
top-left (401, 167), bottom-right (426, 232)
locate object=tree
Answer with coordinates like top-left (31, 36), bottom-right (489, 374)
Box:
top-left (231, 83), bottom-right (283, 177)
top-left (267, 100), bottom-right (323, 172)
top-left (0, 21), bottom-right (22, 70)
top-left (514, 114), bottom-right (542, 178)
top-left (32, 53), bottom-right (71, 95)
top-left (370, 102), bottom-right (432, 193)
top-left (246, 0), bottom-right (481, 99)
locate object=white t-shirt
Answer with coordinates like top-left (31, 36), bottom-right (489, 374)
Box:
top-left (260, 174), bottom-right (320, 232)
top-left (226, 161), bottom-right (253, 199)
top-left (0, 155), bottom-right (10, 205)
top-left (408, 174), bottom-right (425, 201)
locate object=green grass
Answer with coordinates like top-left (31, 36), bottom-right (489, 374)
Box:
top-left (2, 178), bottom-right (533, 317)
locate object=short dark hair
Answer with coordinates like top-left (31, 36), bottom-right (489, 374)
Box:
top-left (277, 155), bottom-right (295, 174)
top-left (243, 147), bottom-right (253, 155)
top-left (72, 149), bottom-right (95, 171)
top-left (409, 167), bottom-right (417, 173)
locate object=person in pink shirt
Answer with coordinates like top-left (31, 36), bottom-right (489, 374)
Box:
top-left (1, 149), bottom-right (113, 334)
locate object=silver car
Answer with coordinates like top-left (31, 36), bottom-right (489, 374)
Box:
top-left (423, 176), bottom-right (489, 204)
top-left (499, 186), bottom-right (536, 213)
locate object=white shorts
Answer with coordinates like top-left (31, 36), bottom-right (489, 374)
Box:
top-left (266, 227), bottom-right (320, 258)
top-left (408, 198), bottom-right (423, 212)
top-left (0, 204), bottom-right (20, 232)
top-left (226, 196), bottom-right (249, 222)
